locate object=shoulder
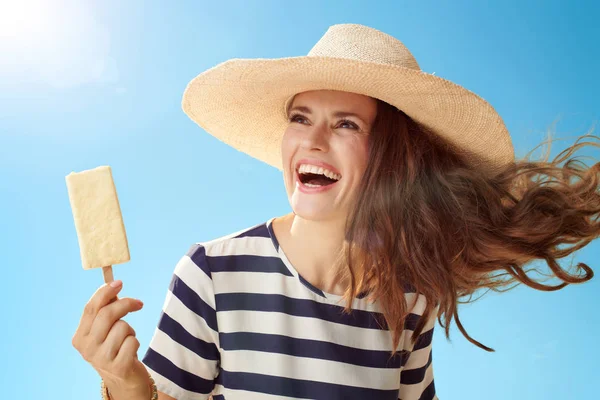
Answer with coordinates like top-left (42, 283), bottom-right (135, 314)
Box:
top-left (183, 218), bottom-right (278, 275)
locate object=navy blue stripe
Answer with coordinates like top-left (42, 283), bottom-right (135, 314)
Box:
top-left (298, 274), bottom-right (326, 297)
top-left (418, 379), bottom-right (436, 400)
top-left (413, 328), bottom-right (434, 351)
top-left (170, 274), bottom-right (218, 332)
top-left (404, 283), bottom-right (417, 294)
top-left (235, 223), bottom-right (270, 239)
top-left (265, 220), bottom-right (281, 249)
top-left (215, 292), bottom-right (388, 330)
top-left (212, 396), bottom-right (225, 400)
top-left (186, 244), bottom-right (211, 279)
top-left (207, 254), bottom-right (293, 276)
top-left (215, 369), bottom-right (399, 400)
top-left (220, 331), bottom-right (408, 369)
top-left (142, 348), bottom-right (215, 395)
top-left (405, 313), bottom-right (421, 331)
top-left (157, 311), bottom-right (219, 361)
top-left (215, 292), bottom-right (423, 332)
top-left (400, 349), bottom-right (433, 385)
top-left (399, 379), bottom-right (435, 400)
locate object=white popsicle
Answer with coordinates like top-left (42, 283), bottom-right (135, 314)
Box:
top-left (66, 166), bottom-right (130, 283)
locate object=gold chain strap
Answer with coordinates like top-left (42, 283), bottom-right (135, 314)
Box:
top-left (101, 374), bottom-right (158, 400)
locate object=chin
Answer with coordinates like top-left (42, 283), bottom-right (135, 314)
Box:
top-left (290, 198), bottom-right (341, 222)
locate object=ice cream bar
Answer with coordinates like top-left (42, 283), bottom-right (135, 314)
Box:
top-left (66, 166), bottom-right (130, 283)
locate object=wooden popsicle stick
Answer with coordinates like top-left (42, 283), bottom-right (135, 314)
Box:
top-left (102, 266), bottom-right (114, 284)
top-left (102, 266), bottom-right (119, 304)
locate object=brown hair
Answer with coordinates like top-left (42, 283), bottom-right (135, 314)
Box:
top-left (337, 99), bottom-right (600, 353)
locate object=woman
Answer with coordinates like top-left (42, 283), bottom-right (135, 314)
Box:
top-left (72, 24), bottom-right (600, 400)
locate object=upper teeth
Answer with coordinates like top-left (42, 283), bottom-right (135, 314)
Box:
top-left (298, 164), bottom-right (341, 181)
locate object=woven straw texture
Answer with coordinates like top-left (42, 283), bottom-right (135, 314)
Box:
top-left (182, 24), bottom-right (515, 177)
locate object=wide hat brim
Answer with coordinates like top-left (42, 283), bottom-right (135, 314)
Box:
top-left (182, 55), bottom-right (515, 177)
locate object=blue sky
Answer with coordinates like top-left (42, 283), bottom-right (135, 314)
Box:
top-left (1, 1), bottom-right (598, 399)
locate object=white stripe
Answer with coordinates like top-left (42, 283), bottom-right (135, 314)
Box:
top-left (216, 305), bottom-right (431, 354)
top-left (212, 271), bottom-right (295, 297)
top-left (174, 255), bottom-right (216, 309)
top-left (212, 385), bottom-right (300, 400)
top-left (399, 362), bottom-right (435, 400)
top-left (222, 350), bottom-right (400, 390)
top-left (404, 345), bottom-right (432, 371)
top-left (149, 329), bottom-right (218, 381)
top-left (406, 293), bottom-right (428, 316)
top-left (204, 235), bottom-right (279, 258)
top-left (217, 310), bottom-right (396, 352)
top-left (163, 290), bottom-right (219, 346)
top-left (144, 363), bottom-right (209, 400)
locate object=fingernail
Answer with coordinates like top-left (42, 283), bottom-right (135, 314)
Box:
top-left (136, 300), bottom-right (144, 307)
top-left (110, 280), bottom-right (122, 288)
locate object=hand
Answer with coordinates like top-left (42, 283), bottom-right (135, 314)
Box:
top-left (72, 281), bottom-right (150, 398)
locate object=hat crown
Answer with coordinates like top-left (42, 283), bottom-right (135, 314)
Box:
top-left (308, 24), bottom-right (421, 71)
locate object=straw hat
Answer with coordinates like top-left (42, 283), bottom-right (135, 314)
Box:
top-left (182, 23), bottom-right (515, 177)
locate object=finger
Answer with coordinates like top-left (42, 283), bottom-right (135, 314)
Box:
top-left (77, 281), bottom-right (124, 337)
top-left (114, 335), bottom-right (141, 370)
top-left (101, 320), bottom-right (136, 361)
top-left (89, 297), bottom-right (143, 344)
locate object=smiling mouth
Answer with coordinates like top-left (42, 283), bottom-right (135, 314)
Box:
top-left (297, 171), bottom-right (340, 187)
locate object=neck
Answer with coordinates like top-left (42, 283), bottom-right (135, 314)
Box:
top-left (275, 212), bottom-right (349, 295)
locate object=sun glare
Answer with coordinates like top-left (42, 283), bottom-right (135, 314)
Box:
top-left (0, 0), bottom-right (54, 40)
top-left (0, 1), bottom-right (117, 88)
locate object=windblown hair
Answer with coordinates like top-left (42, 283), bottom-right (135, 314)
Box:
top-left (337, 99), bottom-right (600, 353)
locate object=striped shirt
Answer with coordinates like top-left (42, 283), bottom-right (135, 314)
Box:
top-left (142, 218), bottom-right (438, 400)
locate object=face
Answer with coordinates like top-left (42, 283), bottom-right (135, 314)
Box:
top-left (281, 90), bottom-right (378, 222)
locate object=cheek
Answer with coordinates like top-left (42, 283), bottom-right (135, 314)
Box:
top-left (281, 128), bottom-right (296, 152)
top-left (281, 131), bottom-right (295, 164)
top-left (358, 140), bottom-right (370, 167)
top-left (344, 137), bottom-right (370, 173)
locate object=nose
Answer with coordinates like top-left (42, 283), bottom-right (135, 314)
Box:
top-left (300, 122), bottom-right (330, 152)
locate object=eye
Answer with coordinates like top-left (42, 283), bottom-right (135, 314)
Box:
top-left (288, 113), bottom-right (308, 125)
top-left (337, 119), bottom-right (359, 130)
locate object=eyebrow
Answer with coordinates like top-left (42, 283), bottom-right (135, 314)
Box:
top-left (288, 105), bottom-right (369, 126)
